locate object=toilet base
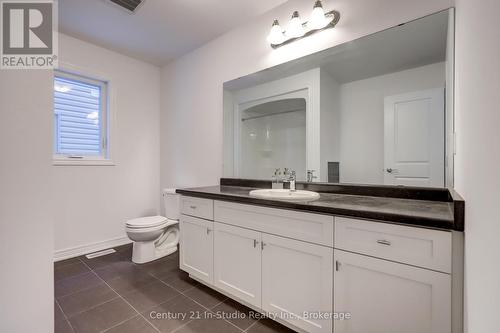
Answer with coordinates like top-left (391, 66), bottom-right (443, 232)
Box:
top-left (132, 241), bottom-right (177, 264)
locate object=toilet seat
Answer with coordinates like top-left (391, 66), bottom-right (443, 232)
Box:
top-left (126, 215), bottom-right (167, 229)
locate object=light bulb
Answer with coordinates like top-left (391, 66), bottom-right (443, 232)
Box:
top-left (267, 19), bottom-right (285, 45)
top-left (286, 11), bottom-right (304, 38)
top-left (309, 1), bottom-right (329, 30)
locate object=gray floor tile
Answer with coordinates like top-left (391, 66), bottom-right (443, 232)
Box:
top-left (160, 270), bottom-right (198, 292)
top-left (68, 298), bottom-right (136, 333)
top-left (55, 261), bottom-right (91, 281)
top-left (55, 319), bottom-right (74, 333)
top-left (212, 298), bottom-right (258, 331)
top-left (54, 257), bottom-right (81, 269)
top-left (103, 315), bottom-right (157, 333)
top-left (81, 251), bottom-right (131, 270)
top-left (121, 280), bottom-right (180, 313)
top-left (55, 272), bottom-right (102, 298)
top-left (140, 257), bottom-right (179, 278)
top-left (58, 283), bottom-right (118, 317)
top-left (175, 315), bottom-right (241, 333)
top-left (94, 261), bottom-right (144, 282)
top-left (184, 283), bottom-right (227, 309)
top-left (247, 318), bottom-right (297, 333)
top-left (55, 301), bottom-right (66, 323)
top-left (106, 270), bottom-right (158, 293)
top-left (143, 295), bottom-right (207, 333)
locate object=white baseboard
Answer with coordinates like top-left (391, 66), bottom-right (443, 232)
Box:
top-left (54, 236), bottom-right (131, 262)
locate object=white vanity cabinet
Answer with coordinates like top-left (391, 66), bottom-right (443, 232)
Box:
top-left (333, 249), bottom-right (451, 333)
top-left (334, 218), bottom-right (453, 333)
top-left (179, 196), bottom-right (459, 333)
top-left (261, 233), bottom-right (333, 333)
top-left (213, 222), bottom-right (262, 308)
top-left (179, 214), bottom-right (214, 284)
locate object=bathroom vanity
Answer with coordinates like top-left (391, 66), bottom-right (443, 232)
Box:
top-left (176, 179), bottom-right (464, 333)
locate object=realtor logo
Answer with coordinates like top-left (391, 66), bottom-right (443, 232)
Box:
top-left (1, 0), bottom-right (57, 69)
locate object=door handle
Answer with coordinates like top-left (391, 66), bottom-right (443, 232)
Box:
top-left (206, 228), bottom-right (211, 235)
top-left (261, 242), bottom-right (266, 250)
top-left (377, 239), bottom-right (391, 246)
top-left (386, 168), bottom-right (399, 174)
top-left (335, 260), bottom-right (341, 271)
top-left (253, 239), bottom-right (259, 248)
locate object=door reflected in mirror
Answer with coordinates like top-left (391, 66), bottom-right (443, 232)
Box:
top-left (223, 9), bottom-right (455, 188)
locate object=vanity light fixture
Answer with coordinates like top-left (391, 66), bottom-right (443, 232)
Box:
top-left (267, 0), bottom-right (340, 48)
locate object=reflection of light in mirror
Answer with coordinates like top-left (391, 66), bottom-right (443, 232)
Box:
top-left (249, 133), bottom-right (257, 139)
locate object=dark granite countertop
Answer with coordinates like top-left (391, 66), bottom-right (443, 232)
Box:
top-left (176, 184), bottom-right (463, 231)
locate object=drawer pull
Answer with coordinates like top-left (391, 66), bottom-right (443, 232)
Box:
top-left (377, 239), bottom-right (392, 246)
top-left (189, 205), bottom-right (197, 209)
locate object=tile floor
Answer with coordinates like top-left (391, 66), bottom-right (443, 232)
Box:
top-left (54, 244), bottom-right (296, 333)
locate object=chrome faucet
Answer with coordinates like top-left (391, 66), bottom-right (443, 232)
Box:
top-left (272, 168), bottom-right (283, 189)
top-left (284, 170), bottom-right (296, 191)
top-left (306, 170), bottom-right (317, 183)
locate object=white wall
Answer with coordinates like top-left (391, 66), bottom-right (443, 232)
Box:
top-left (54, 34), bottom-right (161, 257)
top-left (338, 62), bottom-right (445, 184)
top-left (0, 71), bottom-right (54, 332)
top-left (454, 0), bottom-right (500, 332)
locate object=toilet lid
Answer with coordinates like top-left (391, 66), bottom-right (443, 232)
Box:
top-left (126, 216), bottom-right (167, 228)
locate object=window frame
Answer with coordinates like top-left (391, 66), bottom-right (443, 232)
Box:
top-left (52, 68), bottom-right (114, 166)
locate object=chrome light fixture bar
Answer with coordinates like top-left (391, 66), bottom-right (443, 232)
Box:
top-left (267, 1), bottom-right (340, 49)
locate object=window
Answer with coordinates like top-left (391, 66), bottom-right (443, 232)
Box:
top-left (53, 71), bottom-right (110, 164)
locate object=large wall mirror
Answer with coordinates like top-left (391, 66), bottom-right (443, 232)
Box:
top-left (223, 9), bottom-right (455, 188)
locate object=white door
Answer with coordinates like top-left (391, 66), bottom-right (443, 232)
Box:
top-left (384, 88), bottom-right (445, 187)
top-left (179, 215), bottom-right (214, 284)
top-left (213, 222), bottom-right (262, 308)
top-left (262, 234), bottom-right (333, 333)
top-left (334, 250), bottom-right (451, 333)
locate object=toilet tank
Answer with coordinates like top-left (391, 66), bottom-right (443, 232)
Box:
top-left (163, 188), bottom-right (181, 220)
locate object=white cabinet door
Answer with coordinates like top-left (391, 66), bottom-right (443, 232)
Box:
top-left (262, 234), bottom-right (333, 333)
top-left (214, 222), bottom-right (262, 308)
top-left (334, 249), bottom-right (451, 333)
top-left (179, 215), bottom-right (214, 284)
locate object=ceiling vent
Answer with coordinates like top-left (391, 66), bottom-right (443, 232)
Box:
top-left (106, 0), bottom-right (145, 13)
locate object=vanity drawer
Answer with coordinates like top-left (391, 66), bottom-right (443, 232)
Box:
top-left (214, 200), bottom-right (334, 247)
top-left (181, 196), bottom-right (214, 220)
top-left (334, 217), bottom-right (452, 273)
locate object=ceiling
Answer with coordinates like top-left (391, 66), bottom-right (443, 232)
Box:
top-left (59, 0), bottom-right (287, 66)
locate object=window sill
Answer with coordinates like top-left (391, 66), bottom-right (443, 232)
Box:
top-left (53, 158), bottom-right (115, 166)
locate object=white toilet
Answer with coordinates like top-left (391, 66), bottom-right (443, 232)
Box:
top-left (125, 189), bottom-right (180, 264)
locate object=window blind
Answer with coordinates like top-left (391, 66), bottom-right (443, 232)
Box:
top-left (54, 76), bottom-right (102, 156)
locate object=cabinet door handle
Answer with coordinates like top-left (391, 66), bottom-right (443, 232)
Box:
top-left (335, 260), bottom-right (341, 271)
top-left (377, 239), bottom-right (391, 246)
top-left (189, 205), bottom-right (197, 209)
top-left (253, 239), bottom-right (259, 248)
top-left (261, 242), bottom-right (266, 250)
top-left (206, 228), bottom-right (211, 235)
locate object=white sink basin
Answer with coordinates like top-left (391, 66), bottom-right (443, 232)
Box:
top-left (249, 189), bottom-right (320, 202)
